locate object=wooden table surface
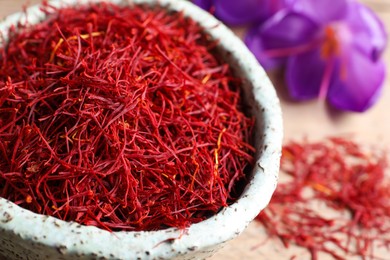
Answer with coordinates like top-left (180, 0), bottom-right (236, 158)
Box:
top-left (1, 0), bottom-right (389, 259)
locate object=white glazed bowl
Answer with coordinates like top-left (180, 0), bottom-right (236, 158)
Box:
top-left (0, 0), bottom-right (283, 259)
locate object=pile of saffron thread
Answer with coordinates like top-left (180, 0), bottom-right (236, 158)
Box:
top-left (0, 3), bottom-right (255, 231)
top-left (257, 138), bottom-right (390, 260)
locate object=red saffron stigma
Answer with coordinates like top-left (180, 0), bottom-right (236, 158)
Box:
top-left (321, 26), bottom-right (340, 59)
top-left (257, 138), bottom-right (390, 259)
top-left (0, 3), bottom-right (255, 231)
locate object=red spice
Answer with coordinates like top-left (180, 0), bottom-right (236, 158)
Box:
top-left (0, 3), bottom-right (255, 231)
top-left (257, 138), bottom-right (390, 259)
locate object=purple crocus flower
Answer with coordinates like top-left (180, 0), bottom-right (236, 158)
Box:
top-left (245, 0), bottom-right (387, 112)
top-left (193, 0), bottom-right (295, 25)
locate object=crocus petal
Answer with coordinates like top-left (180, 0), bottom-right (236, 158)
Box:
top-left (193, 0), bottom-right (213, 10)
top-left (245, 28), bottom-right (286, 69)
top-left (285, 48), bottom-right (326, 100)
top-left (345, 1), bottom-right (387, 61)
top-left (245, 11), bottom-right (319, 70)
top-left (259, 11), bottom-right (319, 48)
top-left (213, 0), bottom-right (265, 25)
top-left (327, 49), bottom-right (385, 112)
top-left (210, 0), bottom-right (296, 26)
top-left (293, 0), bottom-right (349, 24)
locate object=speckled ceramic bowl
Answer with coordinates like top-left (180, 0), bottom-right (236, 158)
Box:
top-left (0, 0), bottom-right (283, 259)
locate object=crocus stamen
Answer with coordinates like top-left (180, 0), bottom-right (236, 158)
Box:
top-left (321, 26), bottom-right (339, 59)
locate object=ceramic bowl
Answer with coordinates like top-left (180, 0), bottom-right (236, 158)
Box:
top-left (0, 0), bottom-right (283, 259)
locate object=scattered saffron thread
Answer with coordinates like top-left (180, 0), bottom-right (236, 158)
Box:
top-left (0, 3), bottom-right (255, 231)
top-left (257, 138), bottom-right (390, 260)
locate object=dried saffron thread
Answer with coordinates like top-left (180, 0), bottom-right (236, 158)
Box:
top-left (257, 138), bottom-right (390, 260)
top-left (0, 3), bottom-right (255, 231)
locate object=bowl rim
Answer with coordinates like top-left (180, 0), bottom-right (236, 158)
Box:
top-left (0, 0), bottom-right (283, 259)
